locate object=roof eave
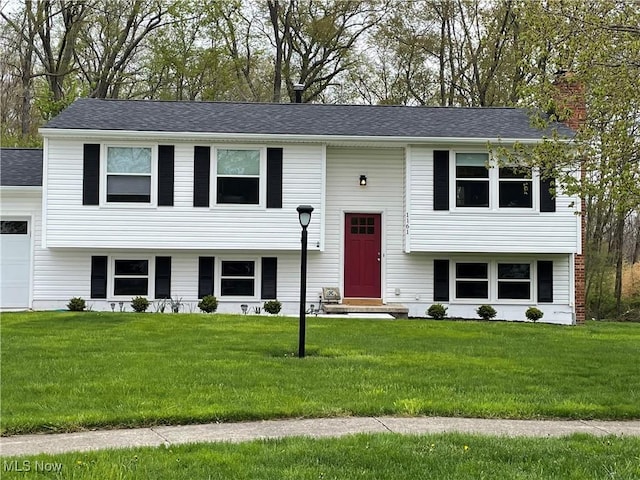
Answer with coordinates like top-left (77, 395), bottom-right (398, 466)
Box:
top-left (38, 128), bottom-right (568, 145)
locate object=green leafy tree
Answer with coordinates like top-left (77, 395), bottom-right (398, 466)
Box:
top-left (495, 0), bottom-right (640, 318)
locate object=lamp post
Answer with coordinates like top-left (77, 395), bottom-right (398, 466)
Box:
top-left (297, 205), bottom-right (314, 358)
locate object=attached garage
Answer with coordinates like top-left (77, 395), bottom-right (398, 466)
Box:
top-left (0, 220), bottom-right (31, 308)
top-left (0, 148), bottom-right (43, 310)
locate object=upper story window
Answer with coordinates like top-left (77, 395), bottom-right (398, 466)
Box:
top-left (106, 147), bottom-right (152, 203)
top-left (216, 149), bottom-right (261, 204)
top-left (455, 153), bottom-right (489, 207)
top-left (452, 152), bottom-right (535, 210)
top-left (499, 167), bottom-right (532, 208)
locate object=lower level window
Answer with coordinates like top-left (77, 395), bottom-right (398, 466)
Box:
top-left (497, 263), bottom-right (531, 299)
top-left (455, 263), bottom-right (488, 299)
top-left (221, 261), bottom-right (255, 296)
top-left (114, 259), bottom-right (148, 296)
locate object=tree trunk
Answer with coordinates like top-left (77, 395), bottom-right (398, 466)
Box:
top-left (613, 214), bottom-right (625, 316)
top-left (268, 0), bottom-right (283, 103)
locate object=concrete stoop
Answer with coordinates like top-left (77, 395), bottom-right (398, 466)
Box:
top-left (322, 303), bottom-right (409, 318)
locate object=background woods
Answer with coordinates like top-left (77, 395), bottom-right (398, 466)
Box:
top-left (1, 0), bottom-right (638, 319)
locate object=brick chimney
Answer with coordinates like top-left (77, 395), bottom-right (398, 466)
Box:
top-left (553, 70), bottom-right (586, 324)
top-left (553, 71), bottom-right (587, 130)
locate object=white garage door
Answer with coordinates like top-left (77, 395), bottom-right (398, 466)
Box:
top-left (1, 220), bottom-right (31, 309)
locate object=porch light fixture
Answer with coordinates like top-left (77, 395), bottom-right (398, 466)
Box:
top-left (296, 205), bottom-right (314, 358)
top-left (359, 175), bottom-right (367, 186)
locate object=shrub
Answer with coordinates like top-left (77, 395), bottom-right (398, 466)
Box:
top-left (477, 304), bottom-right (497, 320)
top-left (131, 296), bottom-right (150, 313)
top-left (427, 303), bottom-right (447, 320)
top-left (198, 295), bottom-right (218, 313)
top-left (525, 307), bottom-right (544, 322)
top-left (67, 297), bottom-right (86, 311)
top-left (263, 300), bottom-right (282, 315)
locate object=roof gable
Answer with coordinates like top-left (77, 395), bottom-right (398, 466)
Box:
top-left (42, 98), bottom-right (574, 140)
top-left (0, 148), bottom-right (43, 187)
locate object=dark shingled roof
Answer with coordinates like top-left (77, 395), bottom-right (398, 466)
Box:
top-left (43, 98), bottom-right (574, 140)
top-left (0, 148), bottom-right (43, 187)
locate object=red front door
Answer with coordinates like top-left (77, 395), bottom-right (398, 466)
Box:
top-left (344, 213), bottom-right (381, 298)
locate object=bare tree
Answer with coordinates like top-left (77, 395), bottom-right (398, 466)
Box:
top-left (74, 1), bottom-right (166, 99)
top-left (267, 0), bottom-right (385, 103)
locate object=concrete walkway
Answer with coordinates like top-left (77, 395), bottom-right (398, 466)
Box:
top-left (2, 417), bottom-right (640, 457)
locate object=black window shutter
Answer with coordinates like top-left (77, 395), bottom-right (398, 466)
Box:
top-left (537, 260), bottom-right (554, 302)
top-left (261, 257), bottom-right (278, 299)
top-left (540, 178), bottom-right (556, 212)
top-left (433, 259), bottom-right (450, 301)
top-left (155, 256), bottom-right (171, 299)
top-left (193, 146), bottom-right (210, 207)
top-left (198, 257), bottom-right (215, 298)
top-left (90, 256), bottom-right (108, 299)
top-left (433, 150), bottom-right (450, 211)
top-left (83, 144), bottom-right (100, 205)
top-left (158, 145), bottom-right (174, 206)
top-left (266, 148), bottom-right (283, 208)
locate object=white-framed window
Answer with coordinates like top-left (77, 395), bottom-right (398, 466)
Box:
top-left (105, 146), bottom-right (154, 204)
top-left (453, 260), bottom-right (534, 301)
top-left (215, 148), bottom-right (263, 205)
top-left (455, 262), bottom-right (489, 299)
top-left (498, 167), bottom-right (532, 208)
top-left (113, 259), bottom-right (149, 296)
top-left (452, 151), bottom-right (536, 210)
top-left (220, 260), bottom-right (256, 296)
top-left (455, 153), bottom-right (490, 207)
top-left (497, 263), bottom-right (531, 299)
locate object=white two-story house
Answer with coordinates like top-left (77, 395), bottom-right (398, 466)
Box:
top-left (0, 98), bottom-right (582, 323)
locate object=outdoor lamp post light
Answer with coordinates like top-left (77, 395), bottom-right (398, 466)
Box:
top-left (297, 205), bottom-right (314, 358)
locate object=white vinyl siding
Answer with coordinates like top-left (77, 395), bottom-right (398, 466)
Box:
top-left (407, 146), bottom-right (580, 253)
top-left (29, 249), bottom-right (575, 324)
top-left (321, 146), bottom-right (405, 302)
top-left (44, 139), bottom-right (322, 250)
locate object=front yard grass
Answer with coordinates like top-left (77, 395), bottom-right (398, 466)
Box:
top-left (3, 433), bottom-right (639, 479)
top-left (1, 312), bottom-right (639, 435)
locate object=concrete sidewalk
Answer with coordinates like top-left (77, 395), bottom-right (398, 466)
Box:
top-left (2, 417), bottom-right (640, 457)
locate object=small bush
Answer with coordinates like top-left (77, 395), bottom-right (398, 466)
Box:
top-left (477, 304), bottom-right (497, 320)
top-left (131, 296), bottom-right (150, 313)
top-left (526, 307), bottom-right (544, 322)
top-left (198, 295), bottom-right (218, 313)
top-left (427, 303), bottom-right (447, 320)
top-left (263, 300), bottom-right (282, 315)
top-left (67, 297), bottom-right (86, 311)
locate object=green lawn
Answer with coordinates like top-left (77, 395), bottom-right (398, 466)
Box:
top-left (1, 312), bottom-right (639, 435)
top-left (3, 433), bottom-right (639, 479)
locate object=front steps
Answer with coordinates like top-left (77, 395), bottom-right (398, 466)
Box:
top-left (322, 302), bottom-right (409, 319)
